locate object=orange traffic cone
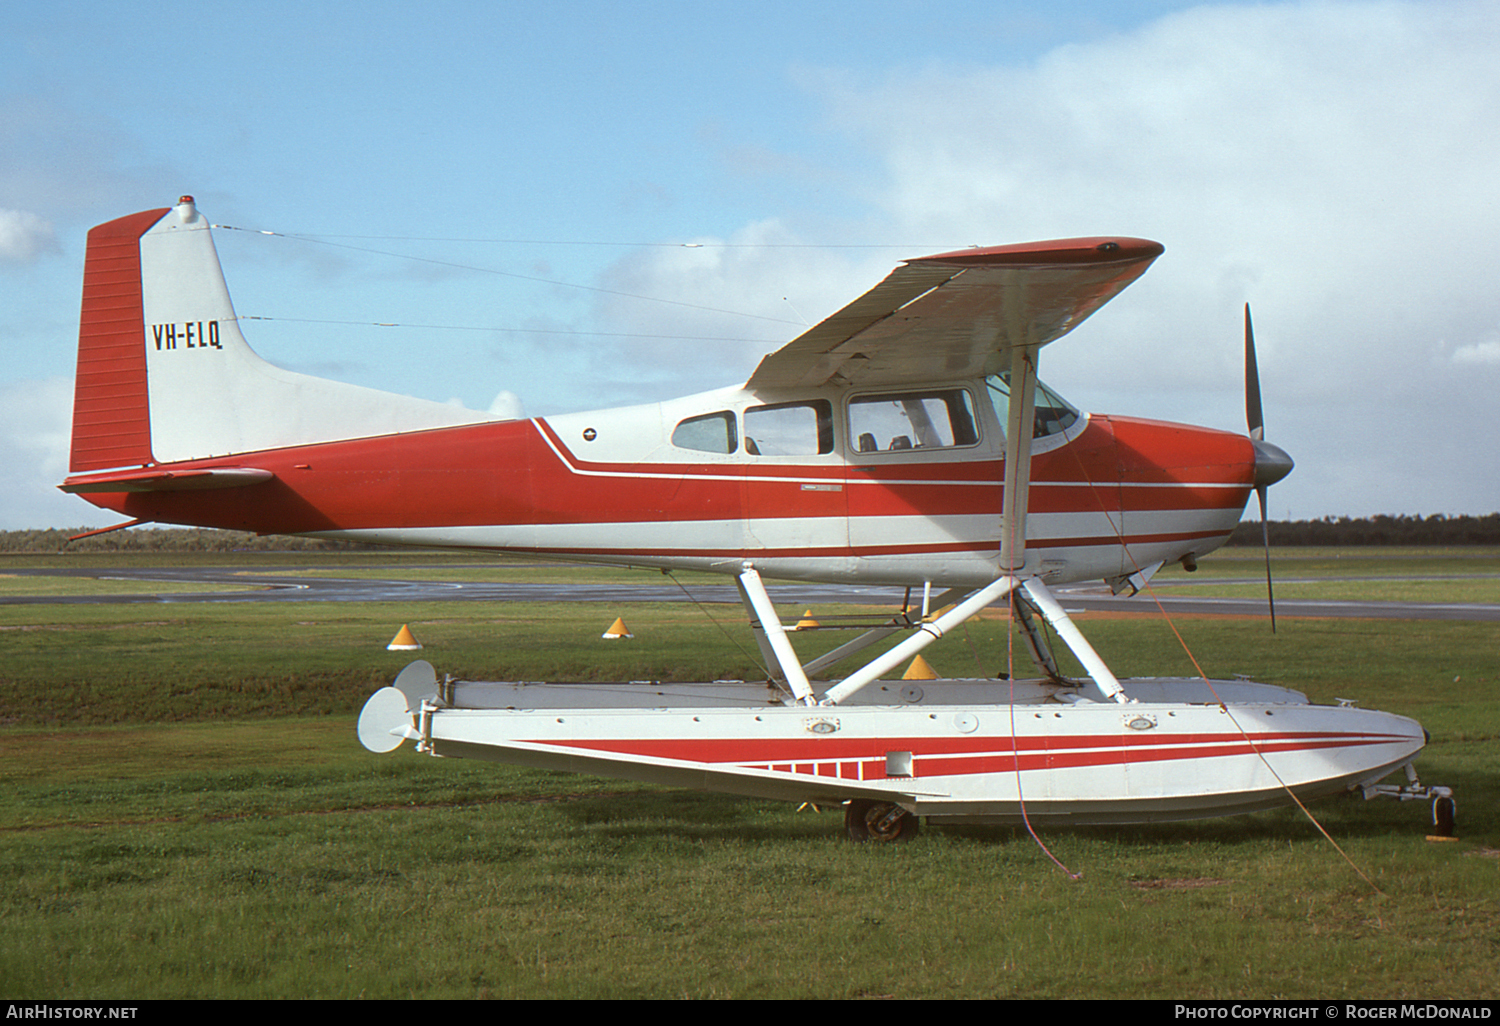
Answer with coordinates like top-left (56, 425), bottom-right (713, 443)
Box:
top-left (795, 609), bottom-right (820, 630)
top-left (903, 654), bottom-right (939, 680)
top-left (602, 616), bottom-right (633, 640)
top-left (386, 624), bottom-right (422, 651)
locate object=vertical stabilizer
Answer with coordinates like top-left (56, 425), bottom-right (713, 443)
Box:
top-left (69, 196), bottom-right (499, 474)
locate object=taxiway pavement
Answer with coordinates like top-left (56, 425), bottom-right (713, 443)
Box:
top-left (3, 565), bottom-right (1498, 622)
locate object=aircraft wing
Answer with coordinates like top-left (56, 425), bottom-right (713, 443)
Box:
top-left (746, 237), bottom-right (1164, 391)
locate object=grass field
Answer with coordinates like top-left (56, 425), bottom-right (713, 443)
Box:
top-left (1, 549), bottom-right (1496, 999)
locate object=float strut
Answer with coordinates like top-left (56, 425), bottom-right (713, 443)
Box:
top-left (737, 564), bottom-right (817, 706)
top-left (822, 576), bottom-right (1021, 706)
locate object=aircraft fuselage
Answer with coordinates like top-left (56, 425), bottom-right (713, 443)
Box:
top-left (80, 379), bottom-right (1255, 588)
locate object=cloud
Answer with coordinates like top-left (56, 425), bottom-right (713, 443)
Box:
top-left (1450, 336), bottom-right (1500, 366)
top-left (0, 377), bottom-right (90, 530)
top-left (0, 209), bottom-right (60, 263)
top-left (0, 94), bottom-right (181, 229)
top-left (582, 217), bottom-right (880, 403)
top-left (10, 1), bottom-right (1495, 525)
top-left (588, 1), bottom-right (1500, 516)
top-left (818, 1), bottom-right (1500, 341)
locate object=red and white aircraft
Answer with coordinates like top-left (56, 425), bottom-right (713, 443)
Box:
top-left (63, 196), bottom-right (1449, 840)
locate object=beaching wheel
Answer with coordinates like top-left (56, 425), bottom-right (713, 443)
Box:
top-left (845, 799), bottom-right (920, 843)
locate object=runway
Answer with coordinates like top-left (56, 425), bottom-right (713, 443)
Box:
top-left (4, 565), bottom-right (1498, 622)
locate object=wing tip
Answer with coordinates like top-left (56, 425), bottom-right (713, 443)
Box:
top-left (909, 237), bottom-right (1164, 267)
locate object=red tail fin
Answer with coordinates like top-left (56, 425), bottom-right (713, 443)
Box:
top-left (69, 206), bottom-right (170, 472)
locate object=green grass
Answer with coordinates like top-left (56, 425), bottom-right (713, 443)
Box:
top-left (1162, 547), bottom-right (1500, 580)
top-left (1149, 579), bottom-right (1500, 604)
top-left (1149, 548), bottom-right (1500, 605)
top-left (1, 750), bottom-right (1495, 998)
top-left (1, 550), bottom-right (1497, 998)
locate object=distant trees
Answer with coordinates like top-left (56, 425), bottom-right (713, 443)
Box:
top-left (0, 527), bottom-right (386, 553)
top-left (1228, 513), bottom-right (1500, 546)
top-left (3, 513), bottom-right (1497, 553)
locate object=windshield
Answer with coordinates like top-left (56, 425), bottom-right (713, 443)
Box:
top-left (984, 373), bottom-right (1081, 439)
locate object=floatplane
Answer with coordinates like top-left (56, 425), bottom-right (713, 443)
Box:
top-left (63, 196), bottom-right (1451, 841)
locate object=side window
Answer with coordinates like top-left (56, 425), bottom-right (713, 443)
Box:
top-left (849, 390), bottom-right (978, 453)
top-left (743, 400), bottom-right (833, 456)
top-left (671, 411), bottom-right (737, 453)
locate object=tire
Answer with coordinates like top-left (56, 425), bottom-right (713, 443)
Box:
top-left (1433, 796), bottom-right (1456, 837)
top-left (844, 799), bottom-right (920, 843)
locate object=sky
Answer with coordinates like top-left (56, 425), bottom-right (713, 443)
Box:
top-left (3, 0), bottom-right (1497, 530)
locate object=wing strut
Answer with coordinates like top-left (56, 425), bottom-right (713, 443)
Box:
top-left (995, 345), bottom-right (1128, 704)
top-left (999, 346), bottom-right (1038, 574)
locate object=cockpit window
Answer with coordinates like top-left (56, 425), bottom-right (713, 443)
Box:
top-left (985, 373), bottom-right (1080, 439)
top-left (848, 389), bottom-right (978, 453)
top-left (671, 410), bottom-right (737, 453)
top-left (743, 400), bottom-right (834, 456)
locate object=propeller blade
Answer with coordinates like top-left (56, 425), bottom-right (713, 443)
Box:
top-left (1245, 303), bottom-right (1279, 630)
top-left (1245, 303), bottom-right (1264, 441)
top-left (1257, 485), bottom-right (1276, 633)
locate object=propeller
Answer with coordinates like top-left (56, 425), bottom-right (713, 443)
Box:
top-left (1244, 304), bottom-right (1294, 631)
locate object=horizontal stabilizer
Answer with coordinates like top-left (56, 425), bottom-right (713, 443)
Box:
top-left (59, 466), bottom-right (274, 494)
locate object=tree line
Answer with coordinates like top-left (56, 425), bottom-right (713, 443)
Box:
top-left (1228, 513), bottom-right (1500, 547)
top-left (0, 527), bottom-right (386, 553)
top-left (2, 514), bottom-right (1496, 553)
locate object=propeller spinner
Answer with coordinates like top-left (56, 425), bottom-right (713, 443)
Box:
top-left (1244, 305), bottom-right (1293, 630)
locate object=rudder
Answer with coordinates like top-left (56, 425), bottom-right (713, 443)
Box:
top-left (69, 205), bottom-right (172, 472)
